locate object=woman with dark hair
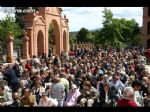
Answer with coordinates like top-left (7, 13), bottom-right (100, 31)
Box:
top-left (20, 88), bottom-right (37, 107)
top-left (25, 60), bottom-right (32, 71)
top-left (143, 81), bottom-right (150, 107)
top-left (131, 80), bottom-right (143, 107)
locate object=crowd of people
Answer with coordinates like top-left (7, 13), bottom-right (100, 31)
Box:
top-left (0, 46), bottom-right (150, 107)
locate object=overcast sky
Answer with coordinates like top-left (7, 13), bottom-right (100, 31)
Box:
top-left (0, 7), bottom-right (143, 32)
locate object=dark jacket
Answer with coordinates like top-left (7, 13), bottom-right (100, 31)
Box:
top-left (4, 68), bottom-right (18, 85)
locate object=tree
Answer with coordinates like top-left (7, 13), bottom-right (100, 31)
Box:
top-left (99, 8), bottom-right (126, 48)
top-left (97, 8), bottom-right (141, 49)
top-left (0, 14), bottom-right (22, 42)
top-left (118, 18), bottom-right (141, 46)
top-left (69, 32), bottom-right (77, 44)
top-left (76, 27), bottom-right (90, 42)
top-left (0, 14), bottom-right (23, 54)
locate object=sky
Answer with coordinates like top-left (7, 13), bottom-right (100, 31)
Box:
top-left (0, 7), bottom-right (143, 32)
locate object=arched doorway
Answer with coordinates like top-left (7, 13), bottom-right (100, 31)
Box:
top-left (147, 39), bottom-right (150, 49)
top-left (37, 30), bottom-right (44, 56)
top-left (48, 19), bottom-right (60, 56)
top-left (63, 30), bottom-right (67, 53)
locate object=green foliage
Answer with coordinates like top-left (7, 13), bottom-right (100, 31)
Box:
top-left (69, 32), bottom-right (77, 44)
top-left (0, 14), bottom-right (23, 42)
top-left (97, 8), bottom-right (125, 48)
top-left (119, 18), bottom-right (141, 45)
top-left (95, 8), bottom-right (141, 48)
top-left (102, 8), bottom-right (113, 27)
top-left (76, 27), bottom-right (89, 42)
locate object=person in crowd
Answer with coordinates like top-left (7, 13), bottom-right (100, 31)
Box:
top-left (53, 55), bottom-right (60, 66)
top-left (77, 81), bottom-right (99, 107)
top-left (124, 75), bottom-right (135, 87)
top-left (3, 65), bottom-right (19, 92)
top-left (132, 80), bottom-right (143, 107)
top-left (59, 73), bottom-right (69, 96)
top-left (0, 66), bottom-right (4, 80)
top-left (20, 88), bottom-right (37, 107)
top-left (18, 62), bottom-right (24, 77)
top-left (38, 92), bottom-right (58, 107)
top-left (31, 80), bottom-right (45, 105)
top-left (32, 55), bottom-right (41, 68)
top-left (143, 81), bottom-right (150, 106)
top-left (50, 76), bottom-right (65, 107)
top-left (140, 77), bottom-right (149, 97)
top-left (25, 60), bottom-right (32, 71)
top-left (145, 49), bottom-right (150, 65)
top-left (0, 45), bottom-right (150, 107)
top-left (64, 84), bottom-right (81, 107)
top-left (0, 83), bottom-right (13, 107)
top-left (109, 74), bottom-right (125, 98)
top-left (13, 62), bottom-right (21, 78)
top-left (11, 92), bottom-right (20, 107)
top-left (116, 87), bottom-right (137, 107)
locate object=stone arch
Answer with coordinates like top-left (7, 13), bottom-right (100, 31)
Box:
top-left (24, 7), bottom-right (69, 58)
top-left (37, 30), bottom-right (44, 56)
top-left (147, 39), bottom-right (150, 49)
top-left (63, 30), bottom-right (67, 53)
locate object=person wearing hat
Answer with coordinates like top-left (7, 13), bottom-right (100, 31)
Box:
top-left (116, 87), bottom-right (137, 107)
top-left (38, 92), bottom-right (58, 107)
top-left (64, 84), bottom-right (81, 107)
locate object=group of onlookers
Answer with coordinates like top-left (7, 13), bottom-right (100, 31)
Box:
top-left (0, 46), bottom-right (150, 107)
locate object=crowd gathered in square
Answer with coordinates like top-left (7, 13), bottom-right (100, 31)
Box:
top-left (0, 46), bottom-right (150, 107)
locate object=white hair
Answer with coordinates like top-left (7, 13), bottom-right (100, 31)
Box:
top-left (123, 87), bottom-right (134, 99)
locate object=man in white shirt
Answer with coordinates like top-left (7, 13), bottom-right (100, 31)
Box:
top-left (32, 55), bottom-right (40, 66)
top-left (109, 74), bottom-right (125, 97)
